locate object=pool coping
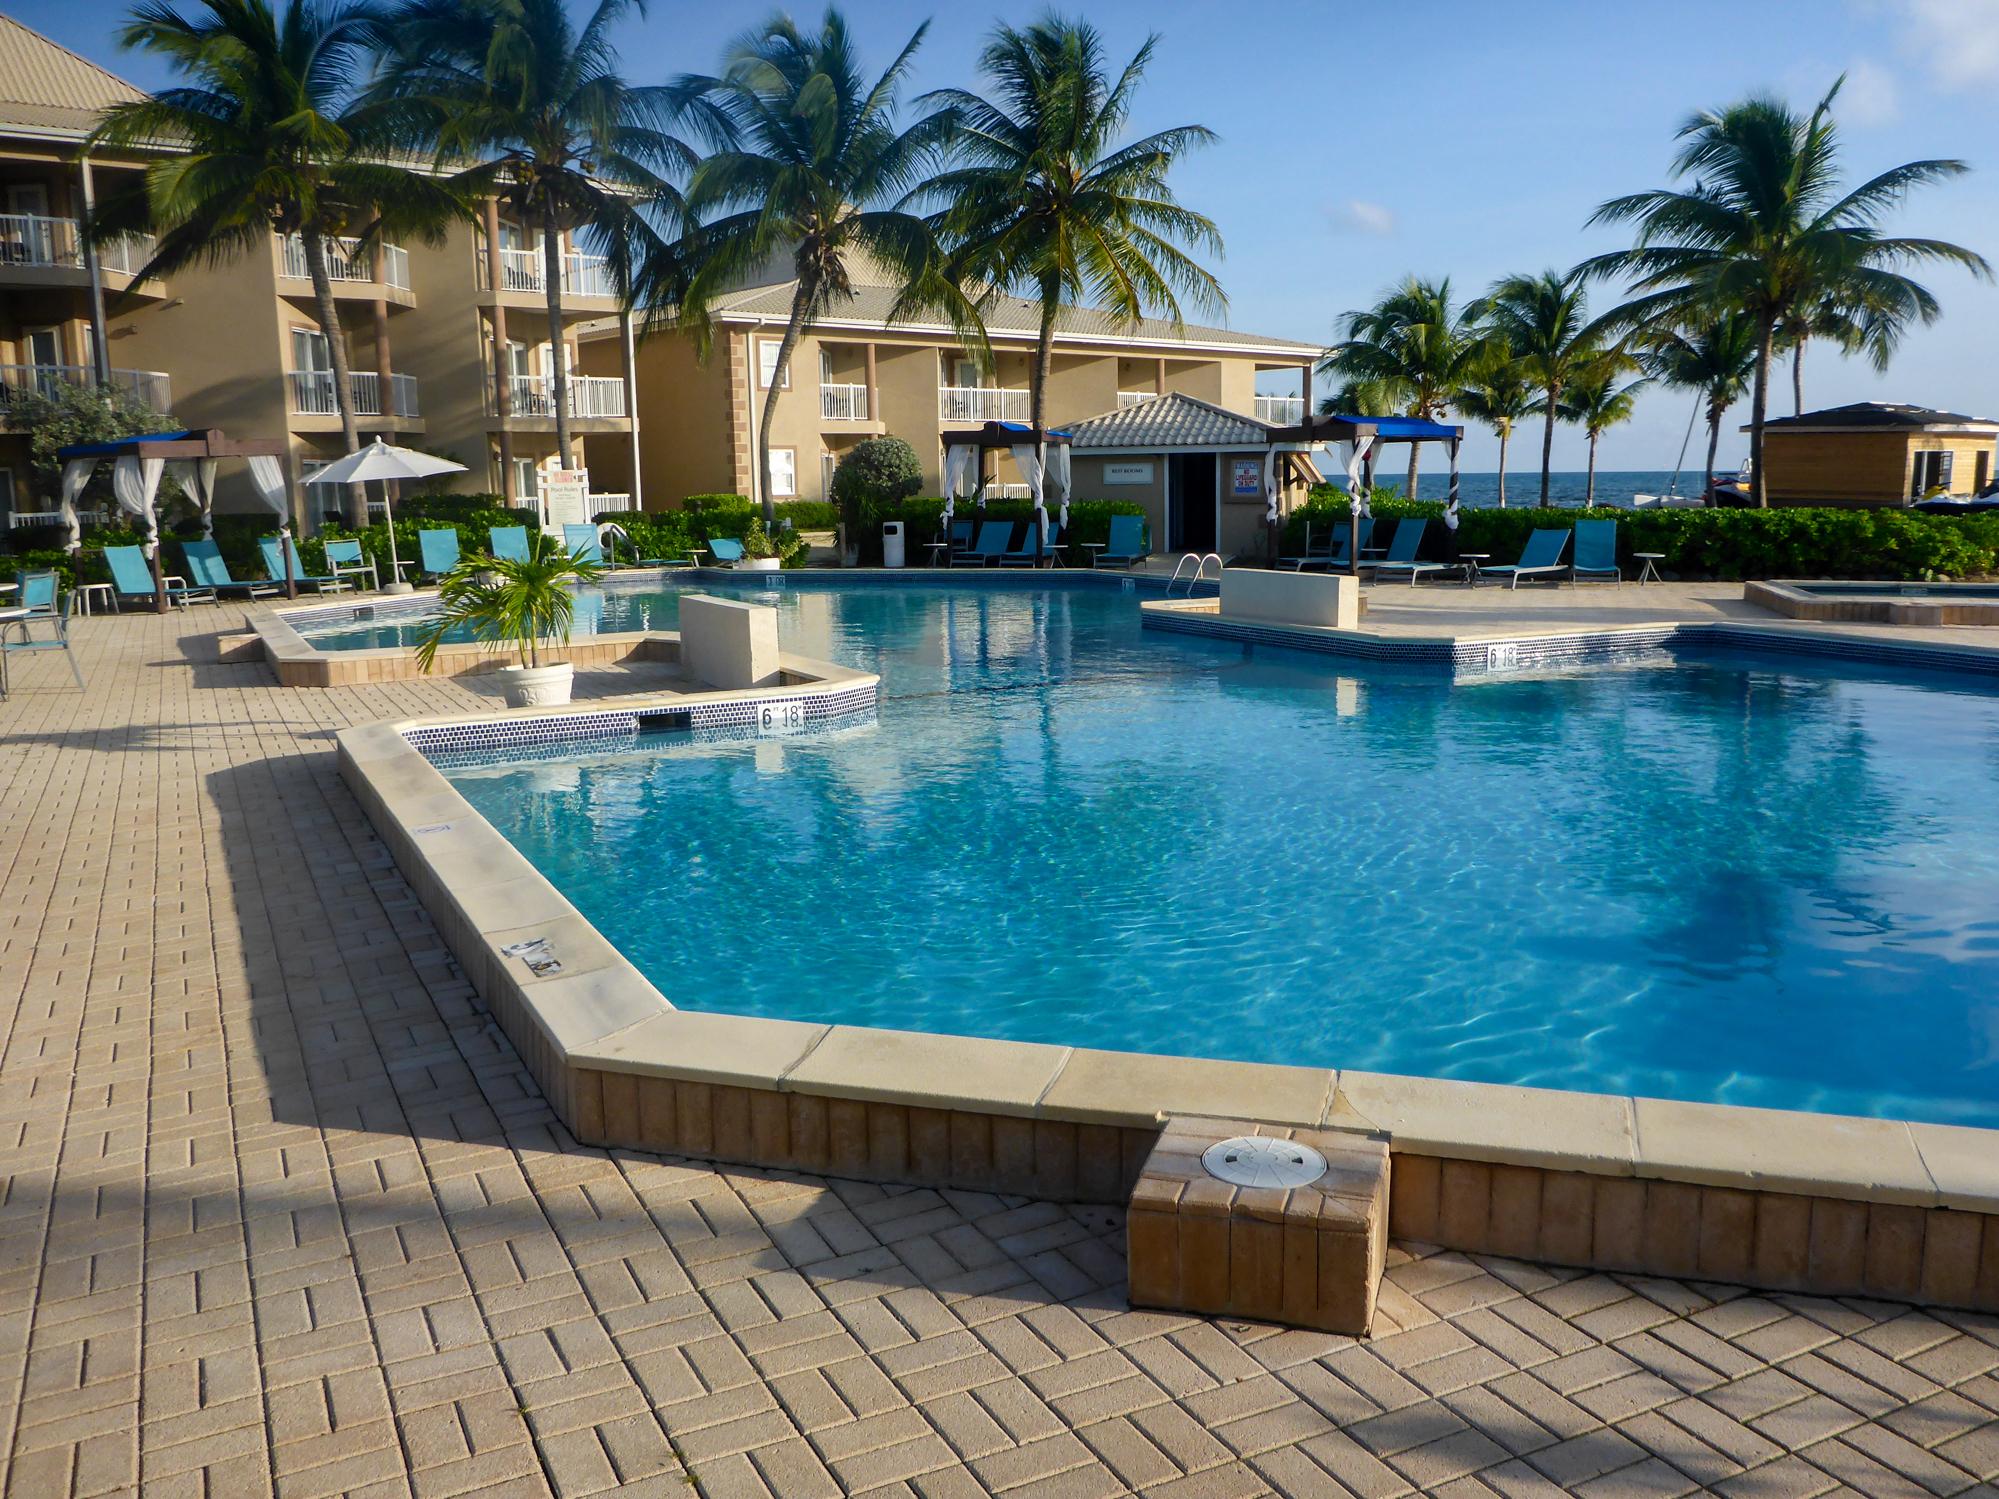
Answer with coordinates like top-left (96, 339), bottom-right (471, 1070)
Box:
top-left (1746, 579), bottom-right (1999, 628)
top-left (335, 583), bottom-right (1999, 1311)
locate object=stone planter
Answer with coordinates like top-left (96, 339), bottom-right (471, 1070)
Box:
top-left (498, 661), bottom-right (574, 707)
top-left (742, 557), bottom-right (782, 573)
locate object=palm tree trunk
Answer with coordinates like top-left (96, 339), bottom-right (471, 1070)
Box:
top-left (542, 209), bottom-right (572, 473)
top-left (1586, 432), bottom-right (1598, 506)
top-left (1405, 444), bottom-right (1420, 501)
top-left (1704, 402), bottom-right (1723, 500)
top-left (1539, 389), bottom-right (1557, 507)
top-left (756, 282), bottom-right (813, 527)
top-left (1791, 336), bottom-right (1806, 417)
top-left (1750, 319), bottom-right (1774, 508)
top-left (1496, 426), bottom-right (1509, 508)
top-left (1033, 300), bottom-right (1055, 562)
top-left (301, 230), bottom-right (366, 527)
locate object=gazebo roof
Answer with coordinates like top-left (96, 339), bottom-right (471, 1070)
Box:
top-left (940, 420), bottom-right (1073, 450)
top-left (57, 427), bottom-right (286, 460)
top-left (1269, 413), bottom-right (1464, 445)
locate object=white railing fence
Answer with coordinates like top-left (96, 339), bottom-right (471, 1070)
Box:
top-left (280, 234), bottom-right (413, 290)
top-left (1117, 390), bottom-right (1161, 409)
top-left (938, 385), bottom-right (1030, 422)
top-left (587, 492), bottom-right (633, 513)
top-left (0, 363), bottom-right (171, 411)
top-left (286, 369), bottom-right (420, 418)
top-left (479, 246), bottom-right (616, 298)
top-left (0, 216), bottom-right (156, 276)
top-left (1255, 394), bottom-right (1305, 424)
top-left (500, 373), bottom-right (627, 419)
top-left (820, 383), bottom-right (869, 421)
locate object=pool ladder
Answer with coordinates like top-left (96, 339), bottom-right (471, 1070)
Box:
top-left (1167, 552), bottom-right (1224, 596)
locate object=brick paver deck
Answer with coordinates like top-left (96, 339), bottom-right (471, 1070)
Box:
top-left (3, 608), bottom-right (1998, 1498)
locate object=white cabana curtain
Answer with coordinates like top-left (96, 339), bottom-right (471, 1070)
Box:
top-left (1261, 449), bottom-right (1281, 525)
top-left (245, 455), bottom-right (291, 534)
top-left (1338, 437), bottom-right (1375, 519)
top-left (1009, 443), bottom-right (1048, 544)
top-left (940, 444), bottom-right (972, 527)
top-left (58, 458), bottom-right (93, 553)
top-left (172, 457), bottom-right (220, 537)
top-left (112, 455), bottom-right (166, 556)
top-left (1047, 444), bottom-right (1071, 528)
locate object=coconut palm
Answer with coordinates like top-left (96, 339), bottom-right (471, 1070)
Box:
top-left (1453, 348), bottom-right (1535, 507)
top-left (1477, 270), bottom-right (1599, 506)
top-left (1557, 359), bottom-right (1645, 506)
top-left (1643, 311), bottom-right (1757, 496)
top-left (919, 16), bottom-right (1223, 528)
top-left (376, 0), bottom-right (705, 476)
top-left (1582, 78), bottom-right (1988, 506)
top-left (92, 0), bottom-right (465, 524)
top-left (1320, 277), bottom-right (1485, 499)
top-left (665, 10), bottom-right (978, 524)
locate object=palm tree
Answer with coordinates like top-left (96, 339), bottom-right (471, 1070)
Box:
top-left (93, 0), bottom-right (464, 525)
top-left (1643, 311), bottom-right (1757, 496)
top-left (1557, 359), bottom-right (1645, 506)
top-left (1478, 270), bottom-right (1598, 506)
top-left (377, 0), bottom-right (703, 481)
top-left (666, 10), bottom-right (977, 525)
top-left (920, 16), bottom-right (1223, 530)
top-left (1582, 78), bottom-right (1988, 507)
top-left (1320, 277), bottom-right (1485, 499)
top-left (1453, 348), bottom-right (1535, 507)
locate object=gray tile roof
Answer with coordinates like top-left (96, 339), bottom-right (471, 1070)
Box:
top-left (0, 15), bottom-right (145, 138)
top-left (704, 279), bottom-right (1322, 357)
top-left (1064, 392), bottom-right (1277, 450)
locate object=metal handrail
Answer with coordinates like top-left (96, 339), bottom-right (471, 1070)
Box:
top-left (1166, 552), bottom-right (1223, 595)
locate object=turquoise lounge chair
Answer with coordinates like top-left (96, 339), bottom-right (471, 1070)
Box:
top-left (258, 536), bottom-right (343, 593)
top-left (417, 528), bottom-right (460, 580)
top-left (945, 518), bottom-right (976, 563)
top-left (999, 523), bottom-right (1063, 567)
top-left (1366, 519), bottom-right (1451, 584)
top-left (1480, 528), bottom-right (1571, 589)
top-left (323, 538), bottom-right (381, 592)
top-left (1572, 519), bottom-right (1620, 584)
top-left (1093, 514), bottom-right (1150, 569)
top-left (1, 573), bottom-right (83, 697)
top-left (705, 537), bottom-right (745, 567)
top-left (489, 526), bottom-right (530, 563)
top-left (182, 539), bottom-right (283, 598)
top-left (104, 545), bottom-right (213, 609)
top-left (563, 524), bottom-right (604, 565)
top-left (959, 520), bottom-right (1014, 566)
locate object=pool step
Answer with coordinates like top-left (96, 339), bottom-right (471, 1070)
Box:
top-left (1126, 1117), bottom-right (1389, 1335)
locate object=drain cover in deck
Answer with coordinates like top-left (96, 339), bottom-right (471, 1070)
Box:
top-left (1201, 1135), bottom-right (1328, 1189)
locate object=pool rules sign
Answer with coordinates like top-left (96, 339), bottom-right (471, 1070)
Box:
top-left (541, 466), bottom-right (590, 532)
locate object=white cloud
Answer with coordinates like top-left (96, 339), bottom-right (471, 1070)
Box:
top-left (1837, 59), bottom-right (1901, 124)
top-left (1327, 199), bottom-right (1395, 236)
top-left (1879, 0), bottom-right (1999, 88)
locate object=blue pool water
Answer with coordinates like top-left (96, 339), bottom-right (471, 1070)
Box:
top-left (432, 579), bottom-right (1999, 1126)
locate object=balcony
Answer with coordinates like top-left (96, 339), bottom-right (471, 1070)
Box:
top-left (939, 385), bottom-right (1029, 422)
top-left (477, 247), bottom-right (616, 300)
top-left (280, 234), bottom-right (412, 292)
top-left (0, 363), bottom-right (171, 413)
top-left (1255, 394), bottom-right (1305, 424)
top-left (287, 369), bottom-right (420, 419)
top-left (0, 215), bottom-right (156, 279)
top-left (820, 383), bottom-right (870, 421)
top-left (498, 373), bottom-right (628, 420)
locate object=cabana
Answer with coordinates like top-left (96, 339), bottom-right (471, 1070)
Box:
top-left (940, 420), bottom-right (1073, 563)
top-left (54, 428), bottom-right (294, 613)
top-left (1266, 413), bottom-right (1465, 574)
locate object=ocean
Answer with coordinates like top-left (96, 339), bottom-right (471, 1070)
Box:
top-left (1359, 469), bottom-right (1703, 508)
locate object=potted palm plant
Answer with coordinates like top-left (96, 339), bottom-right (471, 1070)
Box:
top-left (415, 532), bottom-right (604, 706)
top-left (739, 516), bottom-right (783, 573)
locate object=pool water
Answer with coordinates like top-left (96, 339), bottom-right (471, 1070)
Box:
top-left (437, 580), bottom-right (1999, 1126)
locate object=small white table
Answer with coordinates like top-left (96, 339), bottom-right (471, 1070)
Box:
top-left (1634, 552), bottom-right (1665, 585)
top-left (76, 582), bottom-right (116, 615)
top-left (1459, 553), bottom-right (1490, 585)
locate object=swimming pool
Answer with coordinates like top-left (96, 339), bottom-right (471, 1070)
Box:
top-left (431, 578), bottom-right (1999, 1127)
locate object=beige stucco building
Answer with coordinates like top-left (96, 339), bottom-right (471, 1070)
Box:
top-left (1752, 403), bottom-right (1999, 508)
top-left (578, 266), bottom-right (1324, 509)
top-left (0, 14), bottom-right (638, 528)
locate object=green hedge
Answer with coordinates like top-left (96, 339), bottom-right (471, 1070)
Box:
top-left (1289, 487), bottom-right (1999, 581)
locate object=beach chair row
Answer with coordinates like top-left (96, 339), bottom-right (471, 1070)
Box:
top-left (1277, 518), bottom-right (1627, 586)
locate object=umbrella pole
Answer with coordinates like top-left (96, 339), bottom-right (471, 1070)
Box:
top-left (382, 480), bottom-right (413, 594)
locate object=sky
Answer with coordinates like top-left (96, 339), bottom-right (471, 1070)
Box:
top-left (26, 0), bottom-right (1999, 473)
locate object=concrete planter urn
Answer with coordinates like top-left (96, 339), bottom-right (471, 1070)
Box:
top-left (498, 661), bottom-right (574, 707)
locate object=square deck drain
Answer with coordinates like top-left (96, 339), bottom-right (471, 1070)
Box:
top-left (1127, 1116), bottom-right (1389, 1335)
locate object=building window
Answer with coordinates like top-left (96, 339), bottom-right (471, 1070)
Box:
top-left (757, 337), bottom-right (789, 389)
top-left (514, 458), bottom-right (539, 499)
top-left (769, 448), bottom-right (797, 497)
top-left (290, 326), bottom-right (331, 372)
top-left (1912, 450), bottom-right (1955, 496)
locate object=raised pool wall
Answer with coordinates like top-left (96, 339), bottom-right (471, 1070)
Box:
top-left (1748, 579), bottom-right (1999, 628)
top-left (339, 666), bottom-right (1999, 1314)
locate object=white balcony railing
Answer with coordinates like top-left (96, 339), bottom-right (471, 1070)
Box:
top-left (939, 385), bottom-right (1029, 422)
top-left (286, 369), bottom-right (420, 418)
top-left (501, 373), bottom-right (627, 420)
top-left (820, 382), bottom-right (869, 421)
top-left (1117, 389), bottom-right (1161, 409)
top-left (0, 215), bottom-right (156, 277)
top-left (479, 246), bottom-right (616, 299)
top-left (280, 234), bottom-right (412, 291)
top-left (1255, 394), bottom-right (1305, 424)
top-left (588, 492), bottom-right (633, 513)
top-left (0, 363), bottom-right (171, 411)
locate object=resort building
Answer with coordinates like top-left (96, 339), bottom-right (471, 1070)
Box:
top-left (577, 261), bottom-right (1324, 510)
top-left (0, 13), bottom-right (639, 526)
top-left (0, 15), bottom-right (170, 523)
top-left (1751, 402), bottom-right (1999, 507)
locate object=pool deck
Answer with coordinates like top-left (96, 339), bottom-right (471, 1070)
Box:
top-left (3, 601), bottom-right (1999, 1497)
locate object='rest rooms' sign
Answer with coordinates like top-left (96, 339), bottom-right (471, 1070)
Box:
top-left (1103, 462), bottom-right (1154, 485)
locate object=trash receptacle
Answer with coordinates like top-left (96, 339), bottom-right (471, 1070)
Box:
top-left (882, 520), bottom-right (906, 568)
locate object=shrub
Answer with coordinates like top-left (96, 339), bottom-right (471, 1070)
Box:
top-left (773, 500), bottom-right (841, 530)
top-left (684, 493), bottom-right (754, 515)
top-left (831, 437), bottom-right (924, 562)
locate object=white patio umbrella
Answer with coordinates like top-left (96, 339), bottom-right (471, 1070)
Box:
top-left (305, 440), bottom-right (466, 593)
